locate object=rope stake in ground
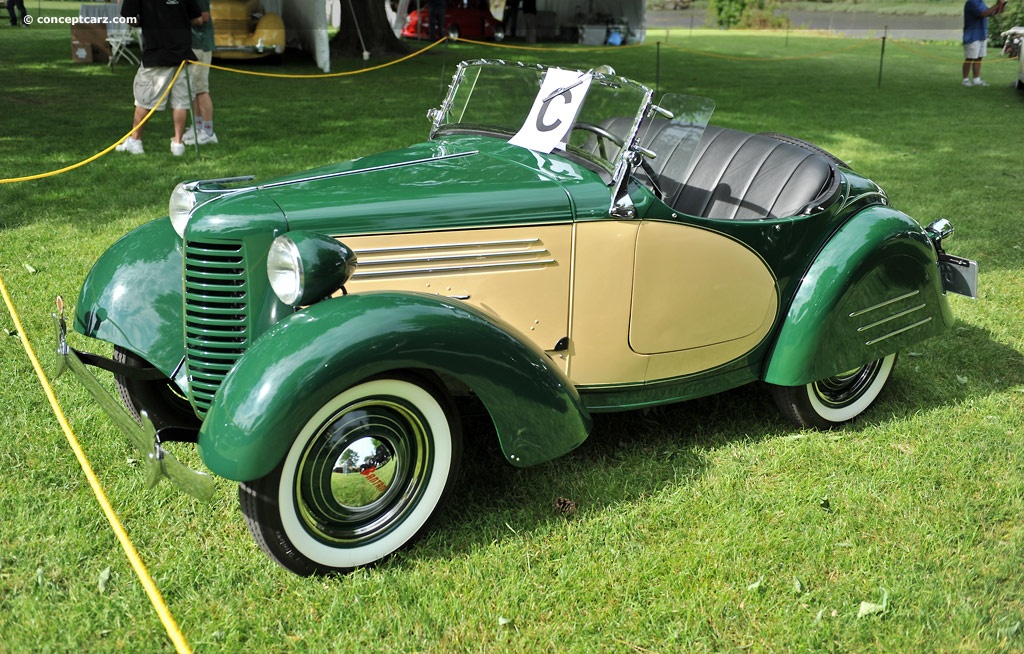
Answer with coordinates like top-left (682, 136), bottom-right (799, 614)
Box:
top-left (0, 274), bottom-right (196, 654)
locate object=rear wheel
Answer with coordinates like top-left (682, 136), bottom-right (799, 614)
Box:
top-left (770, 354), bottom-right (897, 429)
top-left (239, 375), bottom-right (462, 576)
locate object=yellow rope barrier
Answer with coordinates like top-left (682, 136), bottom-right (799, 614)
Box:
top-left (0, 40), bottom-right (445, 185)
top-left (192, 36), bottom-right (449, 78)
top-left (0, 274), bottom-right (194, 654)
top-left (457, 36), bottom-right (644, 52)
top-left (0, 61), bottom-right (186, 185)
top-left (1, 34), bottom-right (1005, 186)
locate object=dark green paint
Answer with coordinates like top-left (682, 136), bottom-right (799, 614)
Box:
top-left (74, 217), bottom-right (186, 378)
top-left (247, 136), bottom-right (611, 235)
top-left (274, 231), bottom-right (356, 306)
top-left (198, 291), bottom-right (592, 481)
top-left (579, 358), bottom-right (761, 412)
top-left (764, 206), bottom-right (953, 386)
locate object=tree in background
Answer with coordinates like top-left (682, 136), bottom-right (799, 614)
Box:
top-left (989, 2), bottom-right (1024, 47)
top-left (710, 0), bottom-right (789, 29)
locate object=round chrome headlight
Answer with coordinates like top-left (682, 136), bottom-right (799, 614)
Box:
top-left (267, 232), bottom-right (357, 307)
top-left (169, 183), bottom-right (197, 238)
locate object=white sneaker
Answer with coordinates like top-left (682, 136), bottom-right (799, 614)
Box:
top-left (182, 127), bottom-right (198, 145)
top-left (197, 130), bottom-right (218, 145)
top-left (170, 139), bottom-right (185, 156)
top-left (973, 78), bottom-right (989, 86)
top-left (115, 137), bottom-right (144, 154)
top-left (962, 78), bottom-right (973, 86)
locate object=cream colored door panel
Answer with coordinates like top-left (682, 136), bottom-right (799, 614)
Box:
top-left (339, 226), bottom-right (572, 361)
top-left (566, 220), bottom-right (649, 386)
top-left (630, 221), bottom-right (778, 365)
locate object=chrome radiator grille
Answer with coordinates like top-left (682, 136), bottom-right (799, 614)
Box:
top-left (184, 240), bottom-right (250, 416)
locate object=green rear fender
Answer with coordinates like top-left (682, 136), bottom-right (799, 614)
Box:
top-left (764, 206), bottom-right (954, 386)
top-left (74, 217), bottom-right (185, 377)
top-left (198, 291), bottom-right (593, 481)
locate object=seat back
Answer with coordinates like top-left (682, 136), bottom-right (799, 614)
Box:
top-left (605, 119), bottom-right (837, 220)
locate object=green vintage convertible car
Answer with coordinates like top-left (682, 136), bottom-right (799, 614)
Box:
top-left (59, 59), bottom-right (977, 576)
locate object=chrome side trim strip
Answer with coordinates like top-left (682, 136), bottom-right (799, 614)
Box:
top-left (848, 290), bottom-right (920, 318)
top-left (358, 248), bottom-right (550, 268)
top-left (864, 317), bottom-right (932, 346)
top-left (856, 304), bottom-right (927, 333)
top-left (352, 258), bottom-right (556, 279)
top-left (355, 238), bottom-right (541, 255)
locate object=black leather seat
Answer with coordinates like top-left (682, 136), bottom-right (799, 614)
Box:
top-left (602, 119), bottom-right (838, 220)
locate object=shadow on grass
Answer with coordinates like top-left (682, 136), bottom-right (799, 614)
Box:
top-left (880, 322), bottom-right (1024, 415)
top-left (420, 384), bottom-right (779, 564)
top-left (409, 322), bottom-right (1023, 566)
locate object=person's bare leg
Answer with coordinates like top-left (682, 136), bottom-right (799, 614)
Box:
top-left (172, 108), bottom-right (187, 143)
top-left (195, 92), bottom-right (213, 125)
top-left (131, 105), bottom-right (148, 141)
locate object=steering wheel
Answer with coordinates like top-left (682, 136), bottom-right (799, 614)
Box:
top-left (571, 122), bottom-right (624, 161)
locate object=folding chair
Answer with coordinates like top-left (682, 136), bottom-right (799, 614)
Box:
top-left (107, 20), bottom-right (141, 69)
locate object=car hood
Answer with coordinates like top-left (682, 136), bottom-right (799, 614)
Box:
top-left (256, 135), bottom-right (613, 235)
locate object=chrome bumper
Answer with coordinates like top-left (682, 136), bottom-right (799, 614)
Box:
top-left (52, 297), bottom-right (215, 502)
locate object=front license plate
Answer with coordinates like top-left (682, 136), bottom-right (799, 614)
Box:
top-left (939, 253), bottom-right (979, 298)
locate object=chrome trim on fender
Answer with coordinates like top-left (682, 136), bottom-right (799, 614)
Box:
top-left (355, 238), bottom-right (541, 255)
top-left (864, 317), bottom-right (933, 346)
top-left (848, 290), bottom-right (920, 318)
top-left (353, 258), bottom-right (557, 279)
top-left (856, 304), bottom-right (927, 333)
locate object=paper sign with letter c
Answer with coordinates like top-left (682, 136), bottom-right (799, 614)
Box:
top-left (509, 68), bottom-right (593, 154)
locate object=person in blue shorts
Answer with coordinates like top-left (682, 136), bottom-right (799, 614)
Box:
top-left (962, 0), bottom-right (1007, 86)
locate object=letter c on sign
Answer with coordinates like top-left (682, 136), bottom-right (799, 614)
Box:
top-left (536, 89), bottom-right (572, 133)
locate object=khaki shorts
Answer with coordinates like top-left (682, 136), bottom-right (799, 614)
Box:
top-left (133, 65), bottom-right (191, 111)
top-left (189, 50), bottom-right (212, 96)
top-left (964, 40), bottom-right (987, 60)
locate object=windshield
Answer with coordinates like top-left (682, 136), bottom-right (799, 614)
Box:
top-left (429, 60), bottom-right (715, 205)
top-left (430, 60), bottom-right (651, 174)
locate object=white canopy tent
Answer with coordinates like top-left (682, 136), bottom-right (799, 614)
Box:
top-left (280, 0), bottom-right (648, 72)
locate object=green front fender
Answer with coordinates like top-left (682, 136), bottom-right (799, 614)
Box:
top-left (198, 291), bottom-right (593, 481)
top-left (764, 206), bottom-right (954, 386)
top-left (74, 217), bottom-right (185, 377)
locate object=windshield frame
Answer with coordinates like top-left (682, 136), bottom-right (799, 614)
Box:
top-left (429, 59), bottom-right (655, 188)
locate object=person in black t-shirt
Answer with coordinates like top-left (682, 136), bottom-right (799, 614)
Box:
top-left (115, 0), bottom-right (204, 156)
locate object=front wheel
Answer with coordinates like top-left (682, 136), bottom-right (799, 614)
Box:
top-left (239, 376), bottom-right (462, 576)
top-left (770, 354), bottom-right (897, 429)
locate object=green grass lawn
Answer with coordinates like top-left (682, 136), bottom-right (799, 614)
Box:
top-left (2, 20), bottom-right (1024, 653)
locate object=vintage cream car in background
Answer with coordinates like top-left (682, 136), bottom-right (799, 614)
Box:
top-left (211, 0), bottom-right (284, 59)
top-left (60, 60), bottom-right (977, 576)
